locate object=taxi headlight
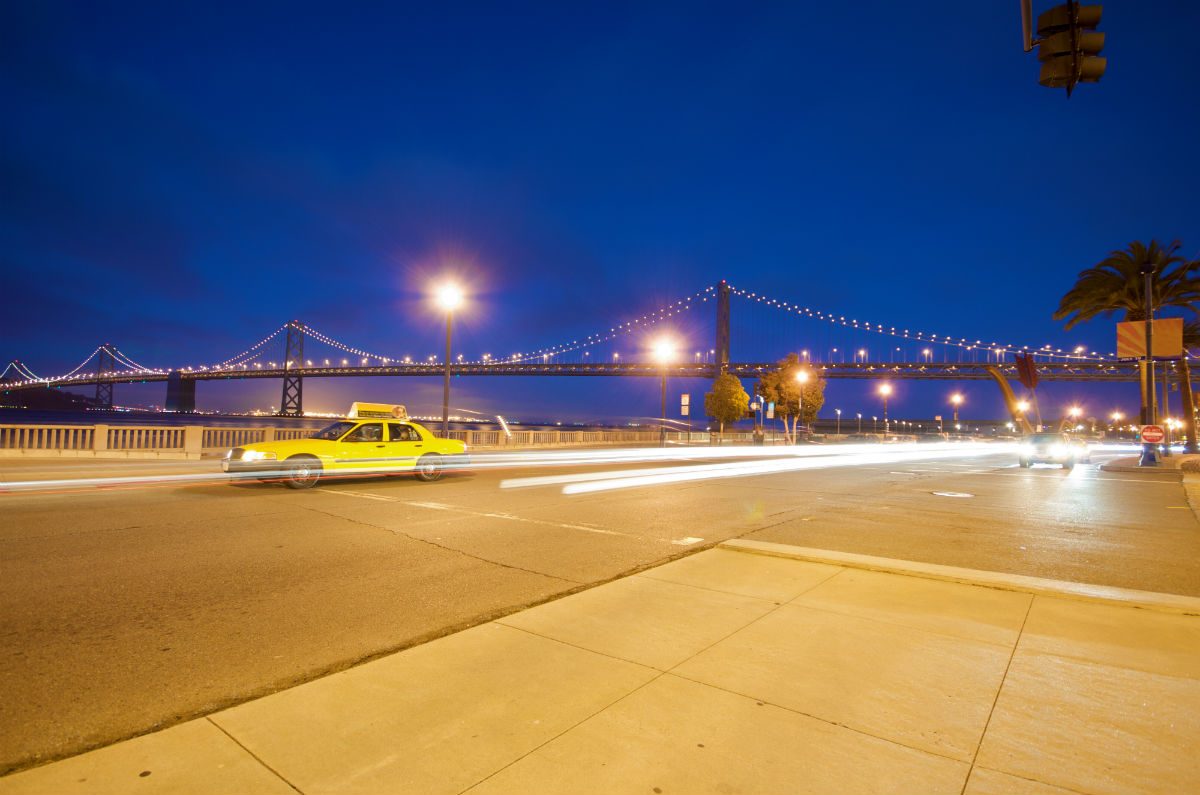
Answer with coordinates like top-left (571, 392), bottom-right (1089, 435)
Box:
top-left (242, 450), bottom-right (277, 461)
top-left (1049, 444), bottom-right (1068, 458)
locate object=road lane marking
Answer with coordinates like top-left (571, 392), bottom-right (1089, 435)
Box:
top-left (323, 489), bottom-right (399, 502)
top-left (322, 491), bottom-right (639, 539)
top-left (671, 537), bottom-right (705, 545)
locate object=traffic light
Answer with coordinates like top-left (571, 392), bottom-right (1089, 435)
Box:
top-left (1036, 2), bottom-right (1105, 94)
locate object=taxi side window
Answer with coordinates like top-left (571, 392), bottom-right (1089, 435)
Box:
top-left (345, 423), bottom-right (383, 443)
top-left (388, 423), bottom-right (419, 442)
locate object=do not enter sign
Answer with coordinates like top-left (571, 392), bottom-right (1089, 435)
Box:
top-left (1140, 425), bottom-right (1165, 444)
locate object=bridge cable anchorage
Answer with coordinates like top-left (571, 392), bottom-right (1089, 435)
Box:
top-left (210, 324), bottom-right (289, 370)
top-left (724, 283), bottom-right (1118, 363)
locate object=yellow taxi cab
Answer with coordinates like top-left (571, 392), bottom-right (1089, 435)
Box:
top-left (222, 403), bottom-right (469, 488)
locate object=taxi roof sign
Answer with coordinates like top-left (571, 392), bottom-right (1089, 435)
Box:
top-left (348, 402), bottom-right (408, 420)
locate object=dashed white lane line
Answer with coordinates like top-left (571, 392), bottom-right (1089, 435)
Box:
top-left (323, 490), bottom-right (647, 540)
top-left (671, 536), bottom-right (705, 546)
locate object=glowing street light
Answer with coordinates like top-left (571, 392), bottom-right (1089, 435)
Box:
top-left (434, 281), bottom-right (465, 436)
top-left (878, 383), bottom-right (893, 433)
top-left (795, 369), bottom-right (810, 441)
top-left (835, 408), bottom-right (842, 436)
top-left (950, 392), bottom-right (964, 432)
top-left (653, 338), bottom-right (677, 447)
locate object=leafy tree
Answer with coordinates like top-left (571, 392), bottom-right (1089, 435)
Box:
top-left (704, 372), bottom-right (749, 437)
top-left (755, 353), bottom-right (826, 443)
top-left (1053, 239), bottom-right (1199, 451)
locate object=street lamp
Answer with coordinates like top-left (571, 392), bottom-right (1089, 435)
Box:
top-left (794, 370), bottom-right (810, 442)
top-left (654, 338), bottom-right (676, 447)
top-left (878, 383), bottom-right (893, 433)
top-left (950, 393), bottom-right (963, 434)
top-left (856, 412), bottom-right (862, 433)
top-left (835, 408), bottom-right (842, 436)
top-left (872, 415), bottom-right (878, 433)
top-left (434, 282), bottom-right (464, 436)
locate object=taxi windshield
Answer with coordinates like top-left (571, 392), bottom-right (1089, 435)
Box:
top-left (311, 421), bottom-right (356, 441)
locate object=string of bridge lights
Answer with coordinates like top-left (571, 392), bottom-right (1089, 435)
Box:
top-left (1, 360), bottom-right (42, 381)
top-left (212, 324), bottom-right (289, 369)
top-left (227, 287), bottom-right (718, 370)
top-left (10, 280), bottom-right (1148, 382)
top-left (725, 283), bottom-right (1118, 362)
top-left (105, 345), bottom-right (157, 373)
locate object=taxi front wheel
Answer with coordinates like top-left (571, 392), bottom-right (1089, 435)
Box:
top-left (284, 456), bottom-right (322, 489)
top-left (415, 453), bottom-right (443, 482)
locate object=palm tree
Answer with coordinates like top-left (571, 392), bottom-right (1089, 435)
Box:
top-left (1054, 240), bottom-right (1199, 451)
top-left (1054, 240), bottom-right (1199, 326)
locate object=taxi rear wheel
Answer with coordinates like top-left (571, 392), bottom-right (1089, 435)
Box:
top-left (415, 453), bottom-right (443, 482)
top-left (284, 455), bottom-right (322, 489)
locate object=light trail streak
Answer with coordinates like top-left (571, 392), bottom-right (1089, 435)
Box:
top-left (0, 443), bottom-right (1013, 495)
top-left (554, 446), bottom-right (1010, 495)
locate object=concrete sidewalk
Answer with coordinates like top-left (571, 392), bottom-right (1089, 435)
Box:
top-left (2, 542), bottom-right (1198, 795)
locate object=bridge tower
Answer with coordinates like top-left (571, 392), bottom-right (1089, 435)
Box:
top-left (715, 280), bottom-right (731, 373)
top-left (166, 371), bottom-right (196, 413)
top-left (279, 321), bottom-right (305, 416)
top-left (94, 345), bottom-right (116, 409)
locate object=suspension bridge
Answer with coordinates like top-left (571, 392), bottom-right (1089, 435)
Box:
top-left (3, 281), bottom-right (1148, 421)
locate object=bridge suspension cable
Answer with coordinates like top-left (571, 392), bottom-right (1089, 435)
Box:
top-left (2, 361), bottom-right (42, 381)
top-left (105, 345), bottom-right (159, 373)
top-left (210, 324), bottom-right (290, 369)
top-left (726, 283), bottom-right (1116, 362)
top-left (498, 286), bottom-right (715, 363)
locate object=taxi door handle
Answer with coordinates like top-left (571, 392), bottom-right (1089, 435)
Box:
top-left (375, 444), bottom-right (386, 448)
top-left (413, 444), bottom-right (423, 448)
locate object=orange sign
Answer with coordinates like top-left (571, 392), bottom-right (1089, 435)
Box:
top-left (1116, 318), bottom-right (1183, 359)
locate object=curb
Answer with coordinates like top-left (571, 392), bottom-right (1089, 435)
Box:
top-left (720, 539), bottom-right (1200, 616)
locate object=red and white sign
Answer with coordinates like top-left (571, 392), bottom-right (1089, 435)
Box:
top-left (1140, 425), bottom-right (1165, 444)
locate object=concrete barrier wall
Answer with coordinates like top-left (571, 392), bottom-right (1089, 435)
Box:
top-left (0, 424), bottom-right (756, 459)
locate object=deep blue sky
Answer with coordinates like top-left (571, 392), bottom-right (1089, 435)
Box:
top-left (3, 2), bottom-right (1197, 423)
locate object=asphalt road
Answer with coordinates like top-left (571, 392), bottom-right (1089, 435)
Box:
top-left (1, 446), bottom-right (1196, 775)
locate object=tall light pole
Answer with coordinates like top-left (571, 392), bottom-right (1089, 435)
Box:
top-left (856, 412), bottom-right (862, 433)
top-left (795, 369), bottom-right (809, 443)
top-left (879, 383), bottom-right (893, 434)
top-left (950, 393), bottom-right (963, 435)
top-left (835, 408), bottom-right (841, 436)
top-left (654, 338), bottom-right (675, 447)
top-left (435, 283), bottom-right (464, 437)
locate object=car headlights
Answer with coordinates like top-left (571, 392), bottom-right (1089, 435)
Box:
top-left (1020, 444), bottom-right (1035, 455)
top-left (1049, 444), bottom-right (1068, 458)
top-left (242, 450), bottom-right (277, 461)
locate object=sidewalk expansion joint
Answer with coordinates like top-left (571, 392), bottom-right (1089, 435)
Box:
top-left (206, 716), bottom-right (305, 794)
top-left (958, 596), bottom-right (1033, 795)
